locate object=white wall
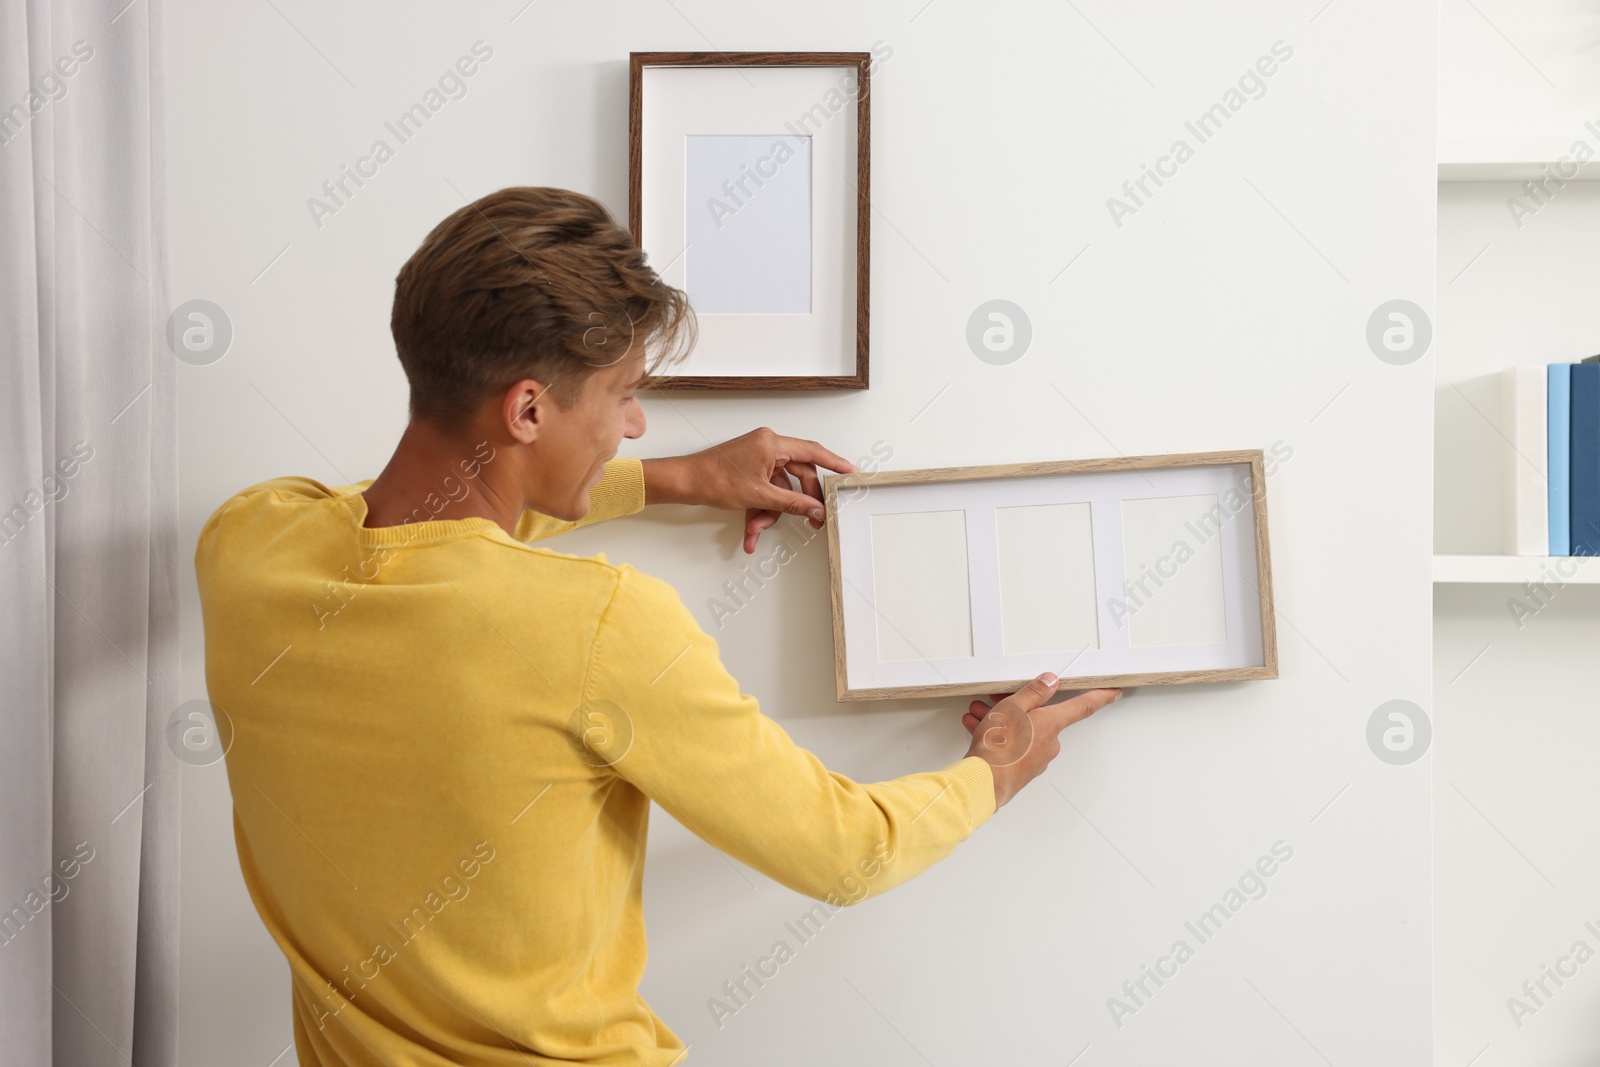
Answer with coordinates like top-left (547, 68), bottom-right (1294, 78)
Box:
top-left (1439, 0), bottom-right (1600, 139)
top-left (167, 2), bottom-right (1438, 1063)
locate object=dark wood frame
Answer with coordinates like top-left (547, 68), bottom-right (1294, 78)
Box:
top-left (822, 450), bottom-right (1280, 701)
top-left (628, 51), bottom-right (871, 391)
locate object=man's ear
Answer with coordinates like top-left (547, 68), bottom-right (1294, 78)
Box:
top-left (502, 378), bottom-right (547, 445)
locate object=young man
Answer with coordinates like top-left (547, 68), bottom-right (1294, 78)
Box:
top-left (195, 186), bottom-right (1120, 1066)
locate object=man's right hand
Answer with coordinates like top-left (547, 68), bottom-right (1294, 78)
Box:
top-left (961, 674), bottom-right (1123, 809)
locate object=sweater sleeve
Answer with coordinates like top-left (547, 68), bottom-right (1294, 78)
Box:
top-left (582, 565), bottom-right (996, 906)
top-left (514, 456), bottom-right (647, 543)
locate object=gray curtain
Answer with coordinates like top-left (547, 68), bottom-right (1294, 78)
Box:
top-left (0, 0), bottom-right (179, 1064)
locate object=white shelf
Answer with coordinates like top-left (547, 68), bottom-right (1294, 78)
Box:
top-left (1433, 554), bottom-right (1600, 584)
top-left (1438, 136), bottom-right (1600, 181)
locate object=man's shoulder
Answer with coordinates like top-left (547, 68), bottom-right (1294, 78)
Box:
top-left (195, 475), bottom-right (368, 567)
top-left (202, 475), bottom-right (368, 523)
top-left (591, 560), bottom-right (705, 639)
top-left (604, 559), bottom-right (685, 603)
top-left (530, 553), bottom-right (677, 606)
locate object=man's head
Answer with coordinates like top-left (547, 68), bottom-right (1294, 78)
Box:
top-left (390, 186), bottom-right (694, 519)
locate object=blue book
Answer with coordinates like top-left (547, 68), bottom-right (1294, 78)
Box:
top-left (1572, 362), bottom-right (1600, 556)
top-left (1550, 364), bottom-right (1572, 555)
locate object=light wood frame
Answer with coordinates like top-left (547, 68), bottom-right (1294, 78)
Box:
top-left (822, 449), bottom-right (1279, 701)
top-left (628, 51), bottom-right (871, 390)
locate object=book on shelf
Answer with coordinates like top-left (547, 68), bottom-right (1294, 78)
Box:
top-left (1503, 366), bottom-right (1547, 555)
top-left (1549, 364), bottom-right (1571, 556)
top-left (1574, 363), bottom-right (1600, 556)
top-left (1501, 359), bottom-right (1600, 556)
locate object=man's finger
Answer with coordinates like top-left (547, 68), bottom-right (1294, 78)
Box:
top-left (744, 508), bottom-right (779, 553)
top-left (776, 436), bottom-right (857, 476)
top-left (746, 466), bottom-right (825, 529)
top-left (785, 461), bottom-right (825, 521)
top-left (1034, 688), bottom-right (1123, 735)
top-left (772, 487), bottom-right (825, 520)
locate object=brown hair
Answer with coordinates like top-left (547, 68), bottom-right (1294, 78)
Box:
top-left (390, 186), bottom-right (694, 430)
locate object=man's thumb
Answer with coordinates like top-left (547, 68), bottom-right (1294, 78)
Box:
top-left (1005, 672), bottom-right (1060, 713)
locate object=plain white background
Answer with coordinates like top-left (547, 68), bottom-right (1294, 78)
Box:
top-left (167, 1), bottom-right (1439, 1064)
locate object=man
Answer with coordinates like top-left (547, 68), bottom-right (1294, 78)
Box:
top-left (195, 186), bottom-right (1120, 1065)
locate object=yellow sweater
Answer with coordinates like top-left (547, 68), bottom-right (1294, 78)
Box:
top-left (194, 455), bottom-right (996, 1066)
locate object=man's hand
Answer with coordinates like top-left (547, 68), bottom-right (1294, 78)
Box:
top-left (644, 428), bottom-right (859, 554)
top-left (962, 674), bottom-right (1123, 810)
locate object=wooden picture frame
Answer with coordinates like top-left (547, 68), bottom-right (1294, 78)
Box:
top-left (628, 51), bottom-right (871, 390)
top-left (822, 450), bottom-right (1279, 701)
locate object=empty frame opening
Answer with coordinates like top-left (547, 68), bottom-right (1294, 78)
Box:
top-left (1119, 494), bottom-right (1229, 648)
top-left (994, 502), bottom-right (1100, 655)
top-left (683, 134), bottom-right (813, 314)
top-left (869, 510), bottom-right (973, 662)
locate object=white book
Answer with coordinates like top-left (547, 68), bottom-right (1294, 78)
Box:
top-left (1502, 365), bottom-right (1549, 555)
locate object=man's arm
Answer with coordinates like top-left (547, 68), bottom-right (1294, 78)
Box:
top-left (517, 429), bottom-right (860, 551)
top-left (514, 457), bottom-right (648, 543)
top-left (581, 565), bottom-right (996, 905)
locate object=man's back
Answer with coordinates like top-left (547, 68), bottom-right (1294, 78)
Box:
top-left (195, 460), bottom-right (996, 1066)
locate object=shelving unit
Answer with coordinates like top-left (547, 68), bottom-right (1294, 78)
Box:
top-left (1433, 106), bottom-right (1600, 1065)
top-left (1433, 142), bottom-right (1600, 586)
top-left (1432, 554), bottom-right (1600, 584)
top-left (1438, 136), bottom-right (1600, 182)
